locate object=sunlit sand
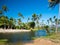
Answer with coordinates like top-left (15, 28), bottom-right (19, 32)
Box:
top-left (0, 29), bottom-right (30, 33)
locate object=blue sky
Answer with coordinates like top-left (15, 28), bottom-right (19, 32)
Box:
top-left (0, 0), bottom-right (59, 23)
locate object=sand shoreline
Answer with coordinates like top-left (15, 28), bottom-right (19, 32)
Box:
top-left (24, 38), bottom-right (60, 45)
top-left (0, 29), bottom-right (30, 33)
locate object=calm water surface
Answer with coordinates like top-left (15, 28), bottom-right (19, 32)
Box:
top-left (0, 30), bottom-right (47, 45)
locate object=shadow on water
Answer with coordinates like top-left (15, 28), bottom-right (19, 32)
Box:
top-left (0, 31), bottom-right (34, 45)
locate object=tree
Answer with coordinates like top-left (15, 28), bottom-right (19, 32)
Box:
top-left (53, 16), bottom-right (58, 33)
top-left (18, 18), bottom-right (21, 29)
top-left (36, 14), bottom-right (42, 29)
top-left (9, 17), bottom-right (14, 29)
top-left (58, 19), bottom-right (60, 24)
top-left (32, 13), bottom-right (42, 29)
top-left (2, 5), bottom-right (8, 12)
top-left (44, 25), bottom-right (50, 33)
top-left (55, 18), bottom-right (58, 33)
top-left (18, 12), bottom-right (24, 19)
top-left (49, 18), bottom-right (53, 27)
top-left (27, 17), bottom-right (30, 22)
top-left (49, 18), bottom-right (52, 24)
top-left (0, 16), bottom-right (8, 29)
top-left (0, 5), bottom-right (8, 29)
top-left (28, 22), bottom-right (35, 29)
top-left (0, 10), bottom-right (3, 14)
top-left (47, 20), bottom-right (49, 25)
top-left (32, 13), bottom-right (37, 21)
top-left (48, 0), bottom-right (60, 7)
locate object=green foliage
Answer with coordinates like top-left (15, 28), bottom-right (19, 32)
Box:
top-left (0, 10), bottom-right (3, 14)
top-left (16, 26), bottom-right (20, 29)
top-left (18, 12), bottom-right (24, 19)
top-left (49, 0), bottom-right (59, 7)
top-left (28, 22), bottom-right (35, 29)
top-left (44, 25), bottom-right (50, 33)
top-left (32, 13), bottom-right (42, 29)
top-left (2, 5), bottom-right (8, 12)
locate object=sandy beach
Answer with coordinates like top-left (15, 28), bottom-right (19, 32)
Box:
top-left (0, 29), bottom-right (31, 33)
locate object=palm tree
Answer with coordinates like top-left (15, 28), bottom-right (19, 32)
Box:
top-left (48, 0), bottom-right (60, 7)
top-left (0, 10), bottom-right (3, 15)
top-left (55, 18), bottom-right (58, 33)
top-left (18, 12), bottom-right (24, 19)
top-left (58, 19), bottom-right (60, 24)
top-left (2, 5), bottom-right (8, 12)
top-left (27, 17), bottom-right (30, 22)
top-left (36, 14), bottom-right (42, 29)
top-left (0, 16), bottom-right (8, 29)
top-left (49, 18), bottom-right (53, 30)
top-left (32, 13), bottom-right (37, 22)
top-left (32, 13), bottom-right (42, 29)
top-left (47, 20), bottom-right (49, 25)
top-left (9, 17), bottom-right (14, 29)
top-left (18, 18), bottom-right (21, 28)
top-left (53, 16), bottom-right (58, 33)
top-left (49, 18), bottom-right (52, 24)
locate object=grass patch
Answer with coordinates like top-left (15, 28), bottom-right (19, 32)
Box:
top-left (0, 39), bottom-right (8, 42)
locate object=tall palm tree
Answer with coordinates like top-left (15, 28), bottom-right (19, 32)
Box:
top-left (32, 13), bottom-right (37, 22)
top-left (27, 17), bottom-right (30, 22)
top-left (2, 5), bottom-right (8, 12)
top-left (58, 19), bottom-right (60, 24)
top-left (9, 17), bottom-right (14, 29)
top-left (18, 18), bottom-right (21, 28)
top-left (48, 0), bottom-right (60, 7)
top-left (0, 16), bottom-right (8, 29)
top-left (53, 16), bottom-right (58, 33)
top-left (47, 20), bottom-right (49, 25)
top-left (55, 18), bottom-right (58, 32)
top-left (0, 10), bottom-right (3, 14)
top-left (49, 18), bottom-right (53, 30)
top-left (18, 12), bottom-right (24, 19)
top-left (49, 18), bottom-right (52, 23)
top-left (36, 14), bottom-right (42, 29)
top-left (32, 13), bottom-right (42, 29)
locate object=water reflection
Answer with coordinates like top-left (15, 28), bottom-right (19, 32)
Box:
top-left (35, 30), bottom-right (47, 37)
top-left (0, 30), bottom-right (47, 45)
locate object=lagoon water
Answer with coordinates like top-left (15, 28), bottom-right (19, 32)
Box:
top-left (35, 30), bottom-right (47, 37)
top-left (0, 30), bottom-right (47, 44)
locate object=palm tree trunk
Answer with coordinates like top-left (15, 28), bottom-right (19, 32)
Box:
top-left (56, 23), bottom-right (58, 33)
top-left (8, 25), bottom-right (9, 29)
top-left (4, 23), bottom-right (6, 29)
top-left (55, 17), bottom-right (58, 33)
top-left (10, 25), bottom-right (12, 29)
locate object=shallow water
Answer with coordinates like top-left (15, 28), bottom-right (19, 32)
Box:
top-left (35, 30), bottom-right (47, 37)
